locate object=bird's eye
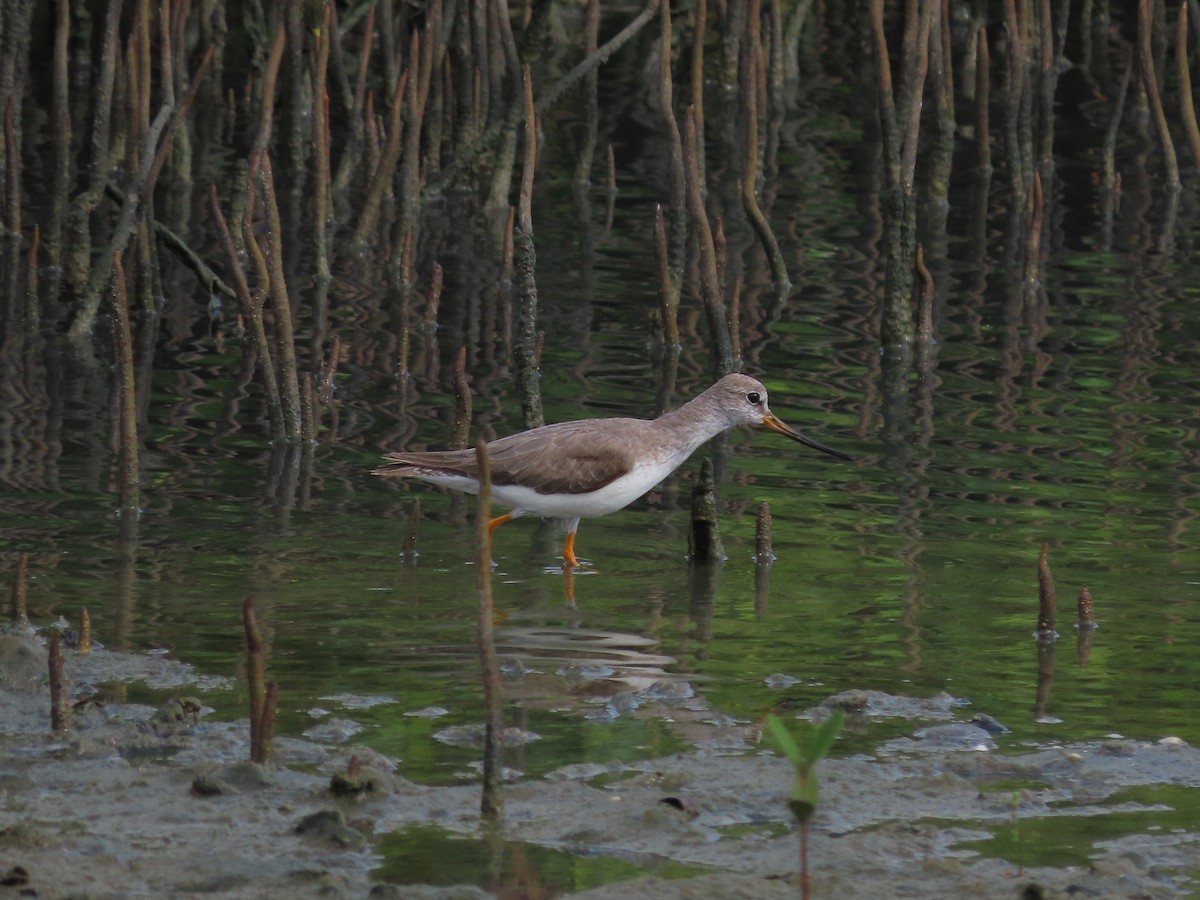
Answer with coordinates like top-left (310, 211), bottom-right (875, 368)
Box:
top-left (747, 391), bottom-right (761, 404)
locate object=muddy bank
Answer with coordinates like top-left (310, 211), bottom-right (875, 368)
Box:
top-left (2, 633), bottom-right (1198, 899)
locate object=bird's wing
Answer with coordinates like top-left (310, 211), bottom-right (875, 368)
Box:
top-left (374, 419), bottom-right (643, 494)
top-left (488, 420), bottom-right (639, 495)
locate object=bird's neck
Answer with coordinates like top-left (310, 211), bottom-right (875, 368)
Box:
top-left (656, 392), bottom-right (729, 456)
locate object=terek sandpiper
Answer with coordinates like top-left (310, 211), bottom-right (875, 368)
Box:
top-left (373, 373), bottom-right (853, 566)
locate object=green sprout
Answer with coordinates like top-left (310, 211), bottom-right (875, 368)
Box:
top-left (767, 711), bottom-right (845, 899)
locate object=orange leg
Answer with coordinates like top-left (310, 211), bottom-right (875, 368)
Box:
top-left (562, 530), bottom-right (580, 568)
top-left (484, 513), bottom-right (512, 564)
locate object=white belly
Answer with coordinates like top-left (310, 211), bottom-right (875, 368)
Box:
top-left (423, 457), bottom-right (678, 519)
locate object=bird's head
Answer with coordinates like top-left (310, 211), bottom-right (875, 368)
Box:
top-left (712, 373), bottom-right (855, 461)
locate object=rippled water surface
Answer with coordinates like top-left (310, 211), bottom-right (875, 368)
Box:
top-left (3, 15), bottom-right (1200, 887)
top-left (7, 182), bottom-right (1199, 782)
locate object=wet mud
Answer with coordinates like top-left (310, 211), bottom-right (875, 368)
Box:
top-left (2, 634), bottom-right (1198, 899)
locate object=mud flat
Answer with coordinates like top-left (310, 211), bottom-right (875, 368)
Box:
top-left (2, 633), bottom-right (1199, 899)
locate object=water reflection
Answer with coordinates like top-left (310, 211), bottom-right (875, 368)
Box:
top-left (374, 823), bottom-right (704, 894)
top-left (0, 4), bottom-right (1198, 807)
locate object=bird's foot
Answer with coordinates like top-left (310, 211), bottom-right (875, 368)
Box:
top-left (544, 559), bottom-right (596, 575)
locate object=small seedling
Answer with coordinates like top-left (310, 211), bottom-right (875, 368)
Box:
top-left (767, 711), bottom-right (845, 900)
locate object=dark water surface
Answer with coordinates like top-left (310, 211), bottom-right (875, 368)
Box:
top-left (8, 171), bottom-right (1199, 770)
top-left (3, 11), bottom-right (1200, 889)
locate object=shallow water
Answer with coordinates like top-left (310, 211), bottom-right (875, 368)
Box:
top-left (9, 194), bottom-right (1200, 785)
top-left (4, 9), bottom-right (1200, 885)
top-left (374, 824), bottom-right (708, 893)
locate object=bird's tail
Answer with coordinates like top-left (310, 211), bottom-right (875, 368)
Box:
top-left (372, 452), bottom-right (468, 479)
top-left (372, 453), bottom-right (422, 477)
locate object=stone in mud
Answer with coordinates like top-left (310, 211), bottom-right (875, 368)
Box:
top-left (0, 636), bottom-right (46, 692)
top-left (970, 713), bottom-right (1011, 735)
top-left (330, 765), bottom-right (404, 797)
top-left (293, 808), bottom-right (367, 850)
top-left (190, 761), bottom-right (276, 796)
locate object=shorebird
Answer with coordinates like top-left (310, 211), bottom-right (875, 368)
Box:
top-left (373, 373), bottom-right (853, 566)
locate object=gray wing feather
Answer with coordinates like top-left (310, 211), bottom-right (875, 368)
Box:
top-left (373, 419), bottom-right (644, 495)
